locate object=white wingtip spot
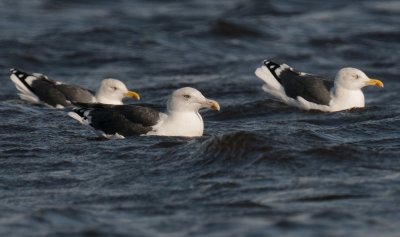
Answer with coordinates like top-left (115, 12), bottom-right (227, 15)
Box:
top-left (25, 76), bottom-right (38, 86)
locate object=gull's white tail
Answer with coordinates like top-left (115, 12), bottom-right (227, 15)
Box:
top-left (255, 60), bottom-right (288, 94)
top-left (9, 69), bottom-right (40, 103)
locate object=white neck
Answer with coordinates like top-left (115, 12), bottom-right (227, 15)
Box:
top-left (330, 85), bottom-right (365, 111)
top-left (95, 93), bottom-right (123, 105)
top-left (153, 110), bottom-right (204, 137)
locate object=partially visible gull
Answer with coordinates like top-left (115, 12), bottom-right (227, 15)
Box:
top-left (68, 87), bottom-right (220, 138)
top-left (10, 69), bottom-right (140, 108)
top-left (255, 60), bottom-right (383, 112)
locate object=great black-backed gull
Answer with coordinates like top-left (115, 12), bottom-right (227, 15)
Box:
top-left (10, 69), bottom-right (140, 108)
top-left (68, 87), bottom-right (220, 138)
top-left (255, 60), bottom-right (383, 112)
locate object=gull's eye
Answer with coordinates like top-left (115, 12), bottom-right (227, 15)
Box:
top-left (111, 86), bottom-right (117, 90)
top-left (183, 94), bottom-right (191, 99)
top-left (353, 74), bottom-right (359, 79)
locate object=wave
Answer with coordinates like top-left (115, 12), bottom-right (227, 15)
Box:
top-left (196, 131), bottom-right (273, 164)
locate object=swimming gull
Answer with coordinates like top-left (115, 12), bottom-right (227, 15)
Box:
top-left (10, 69), bottom-right (140, 108)
top-left (255, 60), bottom-right (383, 112)
top-left (68, 87), bottom-right (220, 138)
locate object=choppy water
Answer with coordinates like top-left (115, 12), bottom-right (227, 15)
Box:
top-left (1, 0), bottom-right (400, 236)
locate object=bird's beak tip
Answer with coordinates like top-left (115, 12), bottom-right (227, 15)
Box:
top-left (208, 99), bottom-right (220, 111)
top-left (124, 91), bottom-right (140, 100)
top-left (366, 79), bottom-right (384, 88)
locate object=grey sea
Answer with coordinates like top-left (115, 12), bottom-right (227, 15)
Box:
top-left (1, 0), bottom-right (400, 236)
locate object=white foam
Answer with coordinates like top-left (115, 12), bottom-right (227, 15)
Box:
top-left (98, 132), bottom-right (125, 139)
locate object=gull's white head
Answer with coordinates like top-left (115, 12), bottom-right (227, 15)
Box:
top-left (95, 78), bottom-right (140, 105)
top-left (335, 68), bottom-right (383, 90)
top-left (167, 87), bottom-right (220, 113)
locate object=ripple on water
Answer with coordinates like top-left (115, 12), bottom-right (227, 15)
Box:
top-left (197, 131), bottom-right (273, 163)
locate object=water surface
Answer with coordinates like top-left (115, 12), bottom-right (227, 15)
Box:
top-left (1, 1), bottom-right (400, 236)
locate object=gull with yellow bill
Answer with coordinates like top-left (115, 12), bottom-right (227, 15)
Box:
top-left (68, 87), bottom-right (220, 138)
top-left (10, 69), bottom-right (140, 108)
top-left (255, 60), bottom-right (384, 112)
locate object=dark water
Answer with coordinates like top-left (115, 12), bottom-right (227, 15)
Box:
top-left (1, 0), bottom-right (400, 236)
